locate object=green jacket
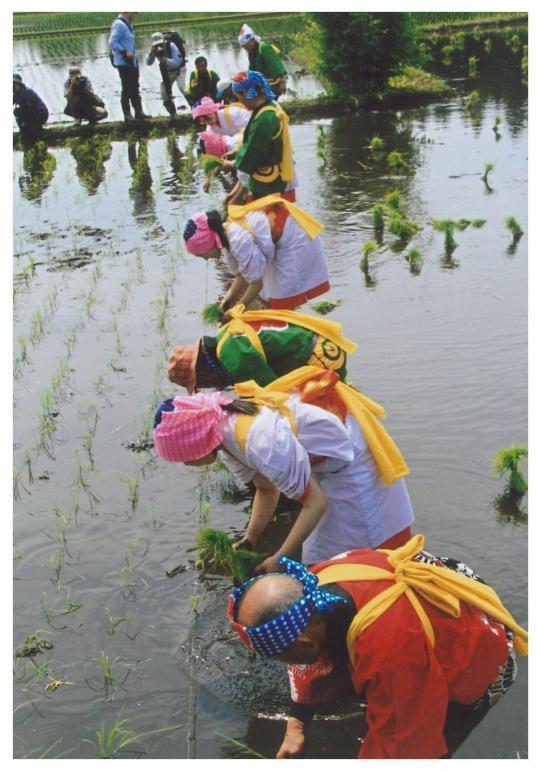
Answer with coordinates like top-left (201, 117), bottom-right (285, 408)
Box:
top-left (249, 40), bottom-right (287, 82)
top-left (215, 320), bottom-right (348, 386)
top-left (235, 100), bottom-right (286, 197)
top-left (185, 68), bottom-right (220, 105)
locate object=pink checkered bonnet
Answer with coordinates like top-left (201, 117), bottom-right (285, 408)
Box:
top-left (183, 212), bottom-right (224, 255)
top-left (198, 131), bottom-right (228, 158)
top-left (191, 96), bottom-right (220, 120)
top-left (153, 393), bottom-right (234, 463)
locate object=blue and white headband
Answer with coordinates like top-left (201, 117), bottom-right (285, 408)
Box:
top-left (227, 556), bottom-right (350, 656)
top-left (231, 70), bottom-right (275, 101)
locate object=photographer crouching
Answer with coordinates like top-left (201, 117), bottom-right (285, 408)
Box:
top-left (146, 31), bottom-right (187, 116)
top-left (64, 67), bottom-right (107, 125)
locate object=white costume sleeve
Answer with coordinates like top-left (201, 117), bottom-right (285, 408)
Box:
top-left (226, 212), bottom-right (274, 285)
top-left (217, 449), bottom-right (256, 485)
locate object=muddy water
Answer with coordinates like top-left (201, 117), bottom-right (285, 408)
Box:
top-left (13, 38), bottom-right (527, 759)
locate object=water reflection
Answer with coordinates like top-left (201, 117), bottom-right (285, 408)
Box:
top-left (69, 135), bottom-right (112, 195)
top-left (18, 141), bottom-right (57, 202)
top-left (493, 491), bottom-right (528, 526)
top-left (128, 139), bottom-right (155, 219)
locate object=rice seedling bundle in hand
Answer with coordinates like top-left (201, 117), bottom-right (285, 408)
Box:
top-left (198, 153), bottom-right (224, 175)
top-left (202, 303), bottom-right (224, 325)
top-left (195, 527), bottom-right (265, 583)
top-left (493, 445), bottom-right (528, 495)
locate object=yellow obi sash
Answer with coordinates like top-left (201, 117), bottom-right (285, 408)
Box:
top-left (216, 303), bottom-right (358, 363)
top-left (250, 103), bottom-right (293, 183)
top-left (316, 534), bottom-right (528, 664)
top-left (261, 365), bottom-right (408, 485)
top-left (228, 194), bottom-right (324, 241)
top-left (233, 381), bottom-right (297, 453)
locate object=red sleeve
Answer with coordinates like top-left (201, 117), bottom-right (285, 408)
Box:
top-left (353, 622), bottom-right (450, 759)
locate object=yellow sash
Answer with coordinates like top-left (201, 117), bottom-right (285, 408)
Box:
top-left (233, 381), bottom-right (297, 452)
top-left (248, 103), bottom-right (293, 183)
top-left (228, 194), bottom-right (323, 241)
top-left (215, 303), bottom-right (358, 363)
top-left (316, 534), bottom-right (528, 663)
top-left (263, 366), bottom-right (409, 485)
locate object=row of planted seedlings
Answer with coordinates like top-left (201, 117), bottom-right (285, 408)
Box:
top-left (13, 231), bottom-right (191, 758)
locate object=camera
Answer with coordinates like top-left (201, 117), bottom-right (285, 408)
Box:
top-left (152, 42), bottom-right (166, 57)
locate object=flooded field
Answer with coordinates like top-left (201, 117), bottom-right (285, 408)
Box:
top-left (13, 22), bottom-right (527, 760)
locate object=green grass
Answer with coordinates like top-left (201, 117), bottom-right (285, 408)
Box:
top-left (493, 445), bottom-right (528, 495)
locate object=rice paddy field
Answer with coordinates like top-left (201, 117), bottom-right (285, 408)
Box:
top-left (13, 16), bottom-right (528, 760)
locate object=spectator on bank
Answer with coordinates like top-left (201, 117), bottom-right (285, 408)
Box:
top-left (63, 66), bottom-right (107, 124)
top-left (146, 31), bottom-right (187, 116)
top-left (185, 56), bottom-right (220, 106)
top-left (13, 73), bottom-right (49, 145)
top-left (238, 23), bottom-right (288, 99)
top-left (108, 11), bottom-right (148, 121)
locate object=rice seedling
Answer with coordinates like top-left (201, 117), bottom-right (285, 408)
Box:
top-left (372, 204), bottom-right (385, 233)
top-left (388, 213), bottom-right (419, 243)
top-left (509, 34), bottom-right (521, 54)
top-left (505, 216), bottom-right (524, 246)
top-left (472, 25), bottom-right (482, 42)
top-left (85, 651), bottom-right (132, 700)
top-left (472, 219), bottom-right (486, 228)
top-left (195, 527), bottom-right (265, 583)
top-left (29, 309), bottom-right (45, 345)
top-left (73, 450), bottom-right (100, 507)
top-left (521, 45), bottom-right (528, 84)
top-left (202, 302), bottom-right (224, 325)
top-left (22, 446), bottom-right (34, 486)
top-left (468, 56), bottom-right (478, 77)
top-left (13, 469), bottom-right (27, 500)
top-left (432, 219), bottom-right (458, 255)
top-left (368, 135), bottom-right (384, 152)
top-left (40, 589), bottom-right (83, 630)
top-left (95, 374), bottom-right (113, 406)
top-left (83, 430), bottom-right (95, 468)
top-left (387, 150), bottom-right (405, 169)
top-left (493, 445), bottom-right (528, 495)
top-left (215, 731), bottom-right (267, 759)
top-left (464, 90), bottom-right (480, 111)
top-left (406, 247), bottom-right (422, 266)
top-left (122, 475), bottom-right (139, 513)
top-left (384, 189), bottom-right (402, 212)
top-left (116, 563), bottom-right (138, 601)
top-left (81, 714), bottom-right (183, 759)
top-left (105, 608), bottom-right (129, 636)
top-left (481, 162), bottom-right (494, 186)
top-left (449, 31), bottom-right (465, 51)
top-left (484, 37), bottom-right (492, 54)
top-left (360, 239), bottom-right (377, 271)
top-left (441, 44), bottom-right (454, 65)
top-left (311, 300), bottom-right (341, 315)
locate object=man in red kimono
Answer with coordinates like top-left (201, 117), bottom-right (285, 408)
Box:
top-left (227, 535), bottom-right (527, 759)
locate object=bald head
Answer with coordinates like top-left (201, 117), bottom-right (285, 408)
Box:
top-left (236, 574), bottom-right (304, 628)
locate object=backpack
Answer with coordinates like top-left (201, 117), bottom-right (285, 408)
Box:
top-left (163, 30), bottom-right (186, 66)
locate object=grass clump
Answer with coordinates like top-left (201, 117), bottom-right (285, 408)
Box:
top-left (493, 445), bottom-right (528, 495)
top-left (195, 527), bottom-right (264, 583)
top-left (202, 303), bottom-right (224, 325)
top-left (311, 300), bottom-right (341, 315)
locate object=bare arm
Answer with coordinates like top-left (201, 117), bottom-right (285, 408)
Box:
top-left (244, 472), bottom-right (281, 546)
top-left (276, 717), bottom-right (306, 758)
top-left (256, 477), bottom-right (327, 573)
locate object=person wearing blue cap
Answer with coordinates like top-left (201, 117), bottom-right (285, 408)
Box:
top-left (13, 73), bottom-right (49, 145)
top-left (228, 538), bottom-right (527, 759)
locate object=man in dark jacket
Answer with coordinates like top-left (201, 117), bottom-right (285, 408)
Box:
top-left (64, 67), bottom-right (107, 124)
top-left (13, 73), bottom-right (49, 145)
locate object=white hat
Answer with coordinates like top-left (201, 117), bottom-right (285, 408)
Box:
top-left (238, 24), bottom-right (260, 46)
top-left (152, 32), bottom-right (165, 45)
